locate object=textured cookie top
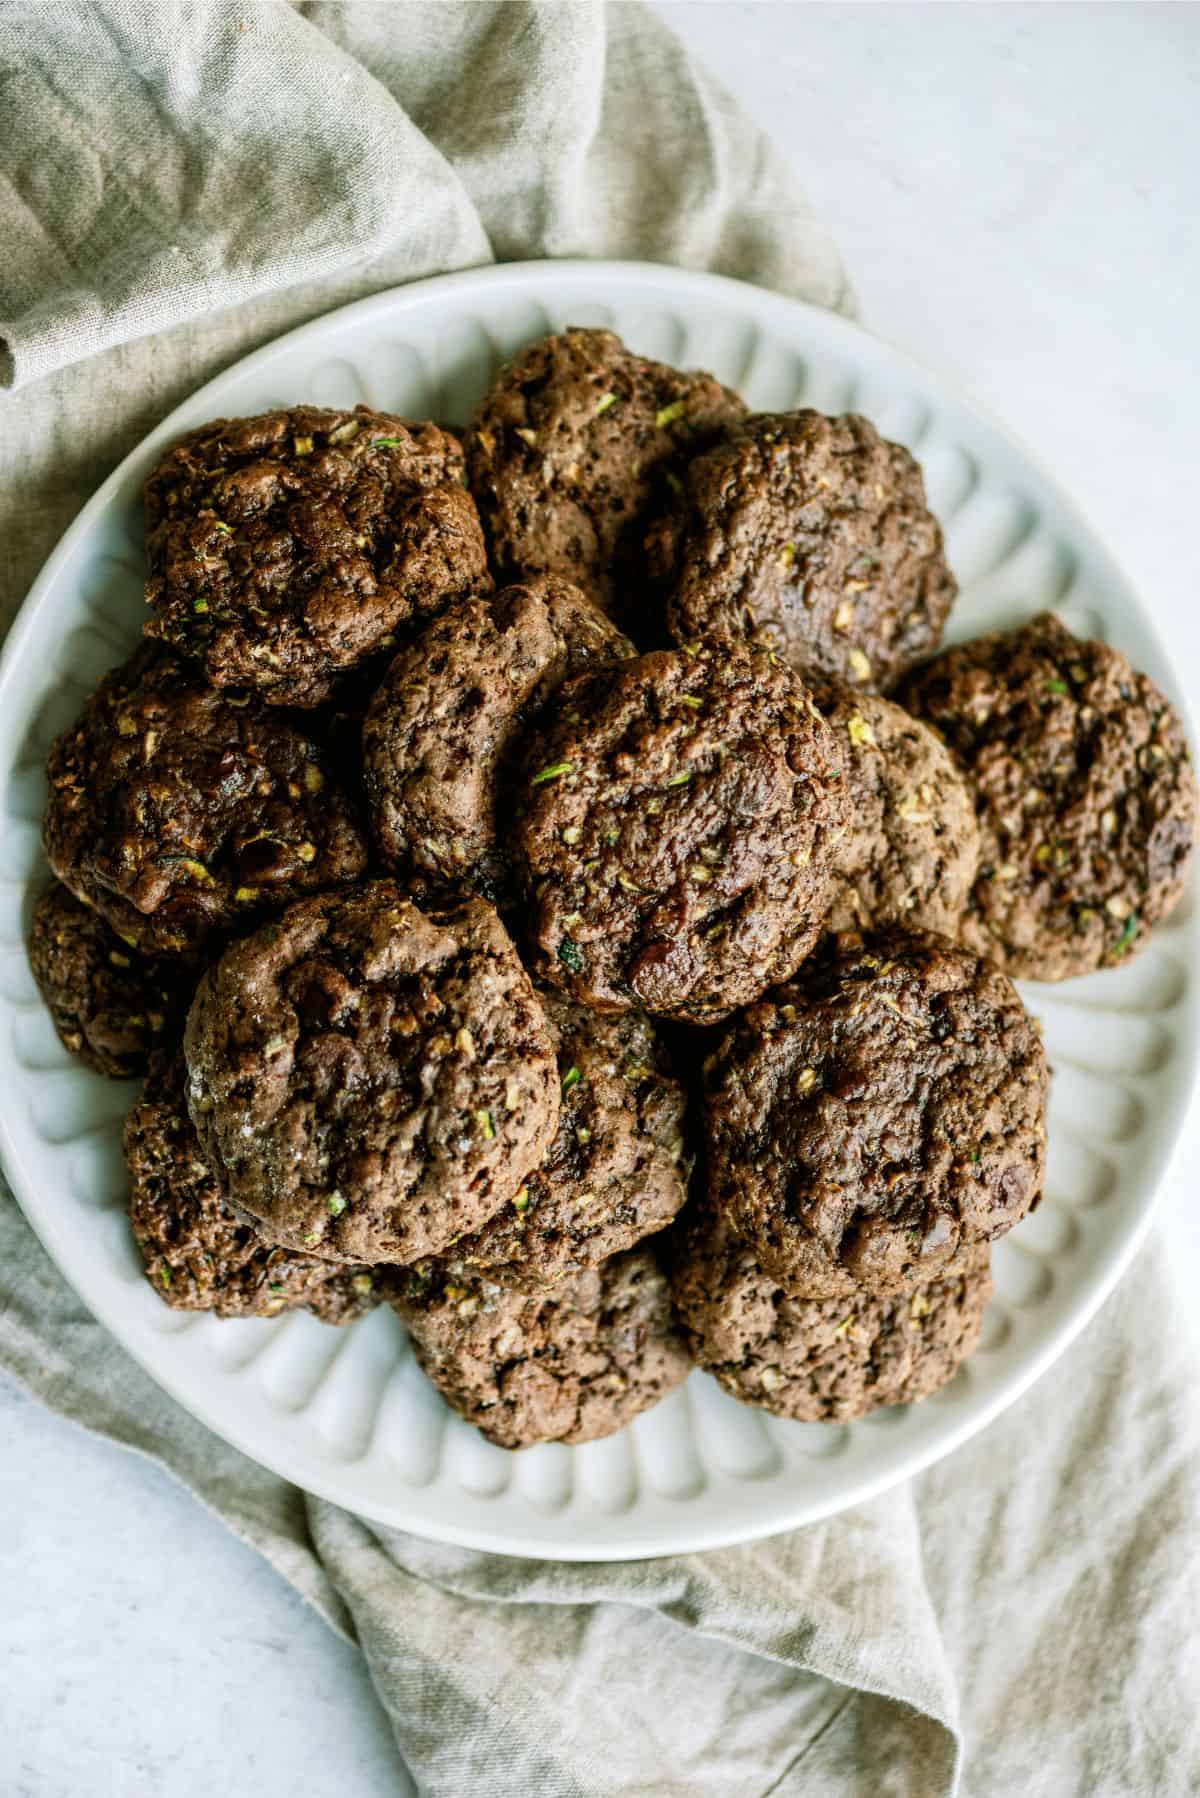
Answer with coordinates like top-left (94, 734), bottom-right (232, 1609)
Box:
top-left (899, 612), bottom-right (1197, 979)
top-left (448, 989), bottom-right (690, 1290)
top-left (513, 643), bottom-right (850, 1024)
top-left (363, 576), bottom-right (633, 900)
top-left (28, 881), bottom-right (185, 1078)
top-left (43, 643), bottom-right (367, 958)
top-left (466, 328), bottom-right (746, 622)
top-left (652, 410), bottom-right (955, 691)
top-left (818, 686), bottom-right (980, 937)
top-left (671, 1205), bottom-right (991, 1421)
top-left (125, 1053), bottom-right (383, 1324)
top-left (145, 406), bottom-right (489, 706)
top-left (394, 1244), bottom-right (689, 1449)
top-left (184, 882), bottom-right (559, 1264)
top-left (703, 928), bottom-right (1047, 1299)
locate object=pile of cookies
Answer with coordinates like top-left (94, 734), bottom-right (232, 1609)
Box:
top-left (30, 328), bottom-right (1197, 1451)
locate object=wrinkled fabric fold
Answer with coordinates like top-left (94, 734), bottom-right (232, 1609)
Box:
top-left (304, 1501), bottom-right (958, 1797)
top-left (0, 0), bottom-right (850, 391)
top-left (0, 5), bottom-right (1198, 1795)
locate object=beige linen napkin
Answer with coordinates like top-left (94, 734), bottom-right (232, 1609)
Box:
top-left (1, 5), bottom-right (1197, 1793)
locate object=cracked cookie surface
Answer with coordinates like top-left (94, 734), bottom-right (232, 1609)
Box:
top-left (44, 643), bottom-right (367, 959)
top-left (29, 881), bottom-right (186, 1077)
top-left (364, 576), bottom-right (633, 900)
top-left (448, 989), bottom-right (689, 1291)
top-left (899, 612), bottom-right (1198, 979)
top-left (145, 406), bottom-right (488, 706)
top-left (818, 685), bottom-right (980, 937)
top-left (514, 643), bottom-right (850, 1024)
top-left (466, 328), bottom-right (745, 624)
top-left (394, 1244), bottom-right (689, 1448)
top-left (652, 410), bottom-right (955, 691)
top-left (702, 928), bottom-right (1047, 1299)
top-left (184, 882), bottom-right (559, 1264)
top-left (671, 1205), bottom-right (991, 1420)
top-left (126, 1052), bottom-right (384, 1323)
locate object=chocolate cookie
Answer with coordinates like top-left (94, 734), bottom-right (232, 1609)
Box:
top-left (703, 929), bottom-right (1047, 1299)
top-left (513, 643), bottom-right (850, 1024)
top-left (363, 576), bottom-right (634, 900)
top-left (394, 1245), bottom-right (689, 1449)
top-left (28, 882), bottom-right (185, 1077)
top-left (819, 687), bottom-right (980, 936)
top-left (43, 644), bottom-right (367, 959)
top-left (466, 328), bottom-right (746, 622)
top-left (145, 406), bottom-right (489, 707)
top-left (125, 1053), bottom-right (383, 1323)
top-left (448, 990), bottom-right (690, 1290)
top-left (651, 411), bottom-right (955, 692)
top-left (898, 613), bottom-right (1198, 979)
top-left (184, 882), bottom-right (559, 1264)
top-left (671, 1206), bottom-right (990, 1421)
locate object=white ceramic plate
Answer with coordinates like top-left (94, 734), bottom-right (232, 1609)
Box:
top-left (1, 262), bottom-right (1195, 1559)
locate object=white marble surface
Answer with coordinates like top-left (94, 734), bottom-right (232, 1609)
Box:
top-left (4, 6), bottom-right (1199, 1793)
